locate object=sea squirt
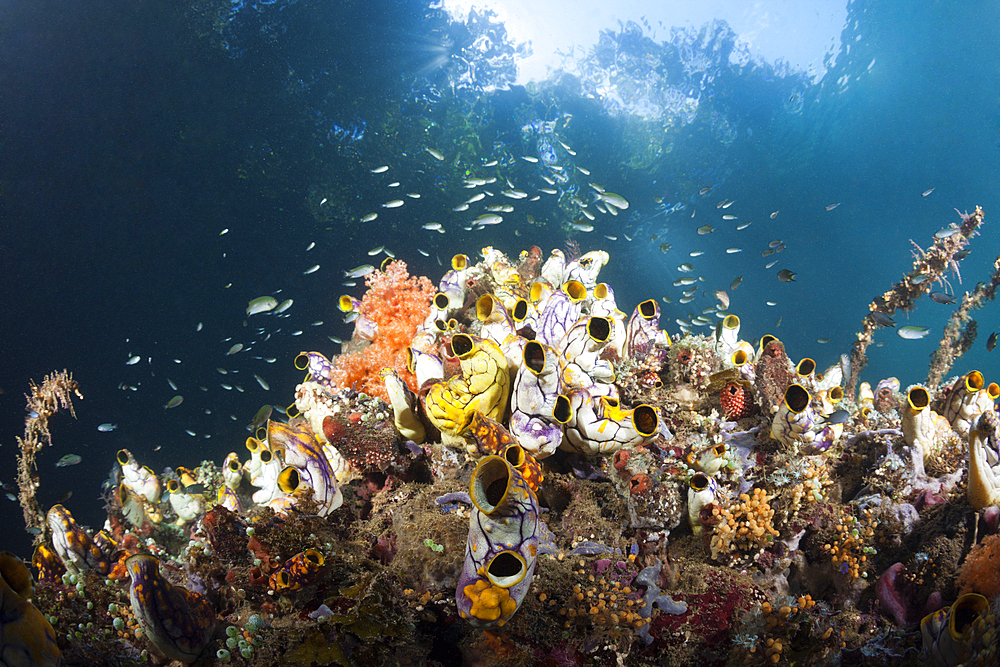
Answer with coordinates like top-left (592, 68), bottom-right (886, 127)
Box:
top-left (126, 554), bottom-right (216, 664)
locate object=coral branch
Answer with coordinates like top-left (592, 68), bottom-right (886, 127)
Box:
top-left (927, 252), bottom-right (1000, 388)
top-left (16, 370), bottom-right (82, 543)
top-left (847, 206), bottom-right (985, 397)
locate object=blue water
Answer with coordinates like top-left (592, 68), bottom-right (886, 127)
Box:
top-left (2, 0), bottom-right (999, 557)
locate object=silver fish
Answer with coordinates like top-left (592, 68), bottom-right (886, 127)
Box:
top-left (344, 264), bottom-right (375, 278)
top-left (897, 326), bottom-right (931, 340)
top-left (247, 296), bottom-right (277, 316)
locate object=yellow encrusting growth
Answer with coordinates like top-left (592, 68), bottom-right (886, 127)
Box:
top-left (463, 579), bottom-right (517, 625)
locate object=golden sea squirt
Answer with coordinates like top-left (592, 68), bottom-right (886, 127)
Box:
top-left (0, 551), bottom-right (61, 667)
top-left (125, 554), bottom-right (216, 664)
top-left (424, 333), bottom-right (509, 445)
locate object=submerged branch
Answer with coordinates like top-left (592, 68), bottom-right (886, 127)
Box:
top-left (16, 369), bottom-right (82, 544)
top-left (927, 252), bottom-right (1000, 388)
top-left (846, 206), bottom-right (984, 397)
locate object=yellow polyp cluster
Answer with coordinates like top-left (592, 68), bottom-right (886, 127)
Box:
top-left (786, 461), bottom-right (829, 514)
top-left (709, 488), bottom-right (780, 561)
top-left (822, 509), bottom-right (878, 579)
top-left (752, 596), bottom-right (830, 664)
top-left (549, 563), bottom-right (645, 635)
top-left (463, 579), bottom-right (517, 625)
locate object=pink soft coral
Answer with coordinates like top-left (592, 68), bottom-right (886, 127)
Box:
top-left (330, 261), bottom-right (434, 400)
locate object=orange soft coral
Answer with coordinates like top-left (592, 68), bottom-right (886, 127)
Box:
top-left (330, 261), bottom-right (434, 400)
top-left (957, 533), bottom-right (1000, 599)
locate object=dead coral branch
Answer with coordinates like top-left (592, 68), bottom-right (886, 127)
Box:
top-left (847, 206), bottom-right (984, 397)
top-left (927, 252), bottom-right (1000, 388)
top-left (16, 370), bottom-right (82, 542)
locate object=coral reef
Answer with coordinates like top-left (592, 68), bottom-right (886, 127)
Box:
top-left (15, 234), bottom-right (1000, 667)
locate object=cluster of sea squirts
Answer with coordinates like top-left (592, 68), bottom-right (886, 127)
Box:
top-left (10, 244), bottom-right (1000, 666)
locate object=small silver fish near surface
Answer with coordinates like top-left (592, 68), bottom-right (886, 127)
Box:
top-left (383, 199), bottom-right (404, 208)
top-left (164, 395), bottom-right (184, 409)
top-left (726, 247), bottom-right (742, 254)
top-left (770, 211), bottom-right (779, 219)
top-left (825, 202), bottom-right (841, 211)
top-left (361, 213), bottom-right (378, 223)
top-left (922, 187), bottom-right (935, 197)
top-left (303, 265), bottom-right (320, 275)
top-left (697, 225), bottom-right (713, 235)
top-left (97, 423), bottom-right (117, 432)
top-left (226, 343), bottom-right (243, 356)
top-left (934, 227), bottom-right (959, 239)
top-left (126, 355), bottom-right (141, 365)
top-left (370, 165), bottom-right (389, 173)
top-left (897, 326), bottom-right (931, 340)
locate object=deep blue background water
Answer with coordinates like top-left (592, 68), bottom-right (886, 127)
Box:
top-left (2, 0), bottom-right (999, 559)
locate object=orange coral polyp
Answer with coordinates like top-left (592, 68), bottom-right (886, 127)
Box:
top-left (330, 261), bottom-right (434, 400)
